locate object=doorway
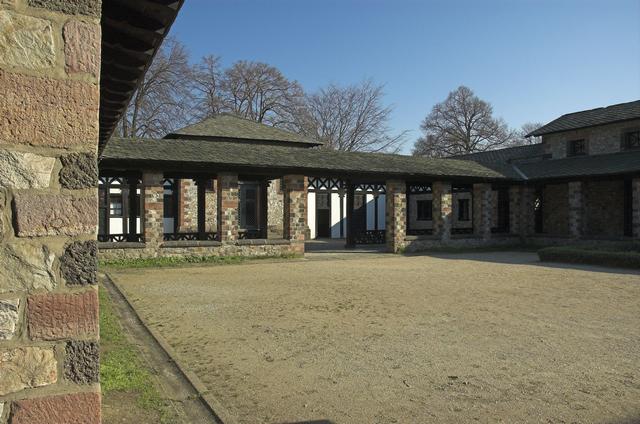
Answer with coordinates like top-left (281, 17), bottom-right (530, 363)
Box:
top-left (316, 193), bottom-right (331, 238)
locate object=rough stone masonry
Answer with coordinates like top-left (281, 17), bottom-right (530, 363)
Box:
top-left (0, 1), bottom-right (101, 423)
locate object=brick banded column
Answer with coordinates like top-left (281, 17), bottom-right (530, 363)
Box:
top-left (0, 1), bottom-right (101, 421)
top-left (508, 185), bottom-right (522, 236)
top-left (568, 181), bottom-right (584, 239)
top-left (433, 181), bottom-right (452, 241)
top-left (632, 178), bottom-right (640, 239)
top-left (385, 180), bottom-right (406, 253)
top-left (143, 171), bottom-right (164, 249)
top-left (473, 183), bottom-right (492, 240)
top-left (217, 173), bottom-right (239, 242)
top-left (283, 175), bottom-right (307, 254)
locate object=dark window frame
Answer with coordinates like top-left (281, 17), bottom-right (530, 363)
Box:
top-left (567, 139), bottom-right (587, 156)
top-left (457, 198), bottom-right (471, 221)
top-left (622, 129), bottom-right (640, 151)
top-left (416, 199), bottom-right (433, 221)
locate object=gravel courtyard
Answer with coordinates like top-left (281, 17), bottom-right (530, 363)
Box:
top-left (110, 252), bottom-right (640, 424)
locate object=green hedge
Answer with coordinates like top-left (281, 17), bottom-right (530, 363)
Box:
top-left (538, 246), bottom-right (640, 269)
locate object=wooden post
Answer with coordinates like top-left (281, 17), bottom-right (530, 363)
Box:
top-left (196, 177), bottom-right (206, 240)
top-left (126, 177), bottom-right (138, 241)
top-left (261, 180), bottom-right (269, 238)
top-left (345, 180), bottom-right (355, 247)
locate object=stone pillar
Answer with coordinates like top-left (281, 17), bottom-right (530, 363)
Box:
top-left (178, 179), bottom-right (197, 232)
top-left (283, 175), bottom-right (307, 253)
top-left (632, 178), bottom-right (640, 239)
top-left (568, 181), bottom-right (584, 238)
top-left (520, 185), bottom-right (536, 237)
top-left (508, 186), bottom-right (522, 236)
top-left (142, 171), bottom-right (164, 249)
top-left (217, 173), bottom-right (239, 242)
top-left (433, 181), bottom-right (453, 241)
top-left (0, 2), bottom-right (101, 421)
top-left (385, 180), bottom-right (406, 253)
top-left (473, 183), bottom-right (493, 240)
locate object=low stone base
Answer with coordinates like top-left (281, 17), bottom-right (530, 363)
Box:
top-left (98, 239), bottom-right (301, 261)
top-left (402, 235), bottom-right (521, 252)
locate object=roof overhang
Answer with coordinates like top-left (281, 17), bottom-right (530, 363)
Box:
top-left (99, 0), bottom-right (185, 153)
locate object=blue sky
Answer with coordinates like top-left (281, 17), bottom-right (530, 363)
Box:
top-left (170, 0), bottom-right (640, 153)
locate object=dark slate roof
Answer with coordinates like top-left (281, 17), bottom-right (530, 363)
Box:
top-left (100, 0), bottom-right (185, 152)
top-left (453, 144), bottom-right (546, 179)
top-left (528, 100), bottom-right (640, 137)
top-left (454, 144), bottom-right (545, 163)
top-left (517, 150), bottom-right (640, 180)
top-left (101, 137), bottom-right (508, 180)
top-left (165, 114), bottom-right (322, 147)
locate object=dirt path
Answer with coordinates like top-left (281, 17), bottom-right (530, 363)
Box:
top-left (110, 252), bottom-right (640, 424)
top-left (100, 274), bottom-right (221, 424)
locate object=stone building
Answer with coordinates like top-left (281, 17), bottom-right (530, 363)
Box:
top-left (98, 100), bottom-right (640, 259)
top-left (0, 0), bottom-right (182, 422)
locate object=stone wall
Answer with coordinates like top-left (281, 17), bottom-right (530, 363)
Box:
top-left (542, 183), bottom-right (569, 235)
top-left (205, 180), bottom-right (216, 233)
top-left (542, 119), bottom-right (640, 159)
top-left (267, 179), bottom-right (284, 238)
top-left (584, 180), bottom-right (625, 238)
top-left (99, 239), bottom-right (299, 261)
top-left (0, 0), bottom-right (101, 422)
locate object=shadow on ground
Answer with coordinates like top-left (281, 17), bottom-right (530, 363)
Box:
top-left (416, 250), bottom-right (640, 276)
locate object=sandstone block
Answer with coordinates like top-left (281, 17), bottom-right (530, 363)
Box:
top-left (63, 20), bottom-right (100, 77)
top-left (59, 152), bottom-right (98, 189)
top-left (26, 0), bottom-right (101, 17)
top-left (28, 290), bottom-right (98, 340)
top-left (13, 192), bottom-right (97, 237)
top-left (60, 240), bottom-right (97, 285)
top-left (0, 298), bottom-right (20, 340)
top-left (0, 243), bottom-right (56, 293)
top-left (0, 70), bottom-right (99, 148)
top-left (0, 149), bottom-right (55, 189)
top-left (0, 346), bottom-right (57, 396)
top-left (64, 340), bottom-right (99, 384)
top-left (0, 11), bottom-right (55, 70)
top-left (10, 392), bottom-right (100, 424)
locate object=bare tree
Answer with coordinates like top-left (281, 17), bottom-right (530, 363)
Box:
top-left (298, 80), bottom-right (407, 152)
top-left (118, 37), bottom-right (194, 138)
top-left (192, 54), bottom-right (224, 119)
top-left (220, 60), bottom-right (305, 127)
top-left (517, 122), bottom-right (544, 145)
top-left (412, 86), bottom-right (514, 157)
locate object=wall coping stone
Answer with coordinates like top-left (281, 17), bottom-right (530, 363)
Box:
top-left (98, 242), bottom-right (146, 250)
top-left (236, 238), bottom-right (290, 246)
top-left (161, 240), bottom-right (222, 248)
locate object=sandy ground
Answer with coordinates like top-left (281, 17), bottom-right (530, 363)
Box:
top-left (110, 252), bottom-right (640, 424)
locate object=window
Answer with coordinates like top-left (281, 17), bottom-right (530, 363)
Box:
top-left (457, 199), bottom-right (470, 221)
top-left (568, 139), bottom-right (586, 156)
top-left (109, 195), bottom-right (123, 217)
top-left (623, 130), bottom-right (640, 150)
top-left (416, 199), bottom-right (432, 221)
top-left (163, 180), bottom-right (175, 219)
top-left (240, 183), bottom-right (259, 229)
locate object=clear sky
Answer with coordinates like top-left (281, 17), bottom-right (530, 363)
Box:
top-left (169, 0), bottom-right (640, 153)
